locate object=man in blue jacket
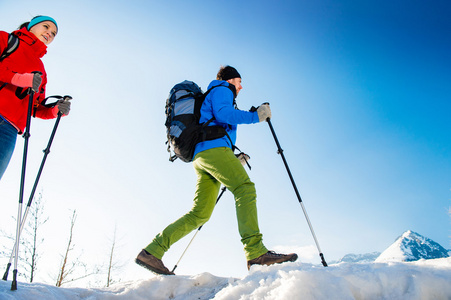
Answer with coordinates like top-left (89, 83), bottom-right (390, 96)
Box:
top-left (136, 66), bottom-right (298, 275)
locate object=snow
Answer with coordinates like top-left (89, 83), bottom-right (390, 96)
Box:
top-left (375, 237), bottom-right (407, 262)
top-left (1, 258), bottom-right (451, 300)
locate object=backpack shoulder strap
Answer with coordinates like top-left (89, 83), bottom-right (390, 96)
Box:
top-left (199, 84), bottom-right (238, 149)
top-left (0, 33), bottom-right (20, 62)
top-left (203, 83), bottom-right (235, 98)
top-left (0, 34), bottom-right (20, 91)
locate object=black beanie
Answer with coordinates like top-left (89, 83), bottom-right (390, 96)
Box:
top-left (217, 66), bottom-right (241, 81)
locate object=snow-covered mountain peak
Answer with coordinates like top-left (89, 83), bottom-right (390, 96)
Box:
top-left (375, 230), bottom-right (449, 263)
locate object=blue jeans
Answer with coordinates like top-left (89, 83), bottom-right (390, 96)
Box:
top-left (0, 115), bottom-right (18, 180)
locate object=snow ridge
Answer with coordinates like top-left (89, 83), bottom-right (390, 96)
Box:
top-left (1, 259), bottom-right (451, 300)
top-left (336, 252), bottom-right (381, 263)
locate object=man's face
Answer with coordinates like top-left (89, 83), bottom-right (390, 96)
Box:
top-left (227, 78), bottom-right (242, 96)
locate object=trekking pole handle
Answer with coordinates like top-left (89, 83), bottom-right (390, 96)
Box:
top-left (262, 102), bottom-right (271, 123)
top-left (30, 71), bottom-right (43, 93)
top-left (60, 95), bottom-right (72, 115)
top-left (60, 95), bottom-right (73, 107)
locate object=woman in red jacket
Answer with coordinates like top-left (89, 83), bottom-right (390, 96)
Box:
top-left (0, 15), bottom-right (70, 180)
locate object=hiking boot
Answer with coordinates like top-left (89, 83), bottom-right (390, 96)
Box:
top-left (135, 249), bottom-right (175, 275)
top-left (247, 251), bottom-right (298, 270)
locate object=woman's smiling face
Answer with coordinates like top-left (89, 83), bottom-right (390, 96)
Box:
top-left (29, 21), bottom-right (57, 45)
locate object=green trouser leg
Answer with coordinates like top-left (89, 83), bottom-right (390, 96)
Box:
top-left (145, 165), bottom-right (220, 260)
top-left (145, 147), bottom-right (268, 261)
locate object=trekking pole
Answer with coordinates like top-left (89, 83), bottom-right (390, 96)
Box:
top-left (266, 118), bottom-right (328, 267)
top-left (3, 97), bottom-right (67, 282)
top-left (10, 89), bottom-right (35, 291)
top-left (171, 186), bottom-right (227, 273)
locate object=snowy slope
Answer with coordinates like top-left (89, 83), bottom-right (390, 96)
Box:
top-left (375, 230), bottom-right (450, 263)
top-left (1, 258), bottom-right (451, 300)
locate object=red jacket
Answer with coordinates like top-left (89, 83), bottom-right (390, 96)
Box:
top-left (0, 27), bottom-right (58, 134)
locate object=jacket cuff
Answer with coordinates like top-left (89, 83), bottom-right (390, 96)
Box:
top-left (51, 105), bottom-right (59, 117)
top-left (253, 111), bottom-right (259, 123)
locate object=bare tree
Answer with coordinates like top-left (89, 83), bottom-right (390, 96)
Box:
top-left (103, 224), bottom-right (127, 287)
top-left (23, 191), bottom-right (48, 282)
top-left (55, 209), bottom-right (101, 287)
top-left (55, 209), bottom-right (77, 287)
top-left (106, 225), bottom-right (117, 287)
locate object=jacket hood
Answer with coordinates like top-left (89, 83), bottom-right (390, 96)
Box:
top-left (13, 27), bottom-right (47, 58)
top-left (207, 80), bottom-right (237, 98)
top-left (207, 80), bottom-right (229, 90)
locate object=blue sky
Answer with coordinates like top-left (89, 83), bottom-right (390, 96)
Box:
top-left (0, 0), bottom-right (450, 283)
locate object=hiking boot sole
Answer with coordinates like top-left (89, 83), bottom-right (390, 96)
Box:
top-left (248, 252), bottom-right (299, 270)
top-left (135, 258), bottom-right (175, 276)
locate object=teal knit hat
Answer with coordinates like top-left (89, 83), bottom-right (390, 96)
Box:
top-left (27, 16), bottom-right (58, 31)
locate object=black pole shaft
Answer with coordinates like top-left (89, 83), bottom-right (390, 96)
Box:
top-left (3, 113), bottom-right (62, 281)
top-left (266, 119), bottom-right (327, 267)
top-left (11, 91), bottom-right (34, 290)
top-left (26, 112), bottom-right (61, 208)
top-left (171, 186), bottom-right (227, 273)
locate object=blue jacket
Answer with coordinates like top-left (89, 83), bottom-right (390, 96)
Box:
top-left (193, 80), bottom-right (259, 159)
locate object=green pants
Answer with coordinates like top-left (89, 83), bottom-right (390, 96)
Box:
top-left (145, 147), bottom-right (268, 261)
